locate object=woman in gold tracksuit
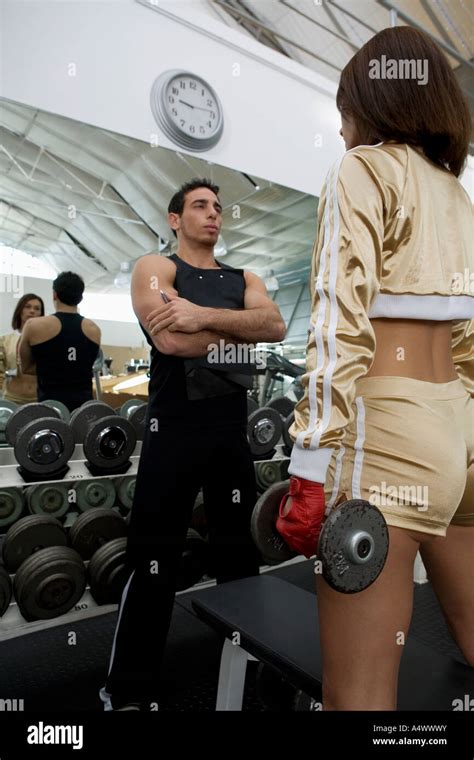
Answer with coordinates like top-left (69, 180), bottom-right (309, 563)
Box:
top-left (0, 293), bottom-right (44, 404)
top-left (279, 26), bottom-right (473, 710)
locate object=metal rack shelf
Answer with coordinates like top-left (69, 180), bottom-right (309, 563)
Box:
top-left (0, 442), bottom-right (142, 488)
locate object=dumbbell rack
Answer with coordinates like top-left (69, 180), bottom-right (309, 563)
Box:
top-left (0, 442), bottom-right (142, 641)
top-left (0, 443), bottom-right (291, 641)
top-left (0, 442), bottom-right (141, 488)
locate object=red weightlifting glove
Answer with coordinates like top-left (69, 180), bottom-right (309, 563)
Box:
top-left (275, 476), bottom-right (326, 559)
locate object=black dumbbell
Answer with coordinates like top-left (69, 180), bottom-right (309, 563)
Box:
top-left (69, 507), bottom-right (128, 560)
top-left (247, 397), bottom-right (259, 417)
top-left (89, 537), bottom-right (128, 606)
top-left (247, 407), bottom-right (283, 458)
top-left (74, 478), bottom-right (116, 512)
top-left (25, 482), bottom-right (70, 519)
top-left (282, 412), bottom-right (294, 456)
top-left (115, 475), bottom-right (135, 513)
top-left (70, 401), bottom-right (136, 472)
top-left (41, 399), bottom-right (71, 423)
top-left (13, 546), bottom-right (86, 621)
top-left (255, 459), bottom-right (289, 493)
top-left (0, 565), bottom-right (13, 617)
top-left (5, 403), bottom-right (75, 477)
top-left (251, 481), bottom-right (389, 593)
top-left (267, 396), bottom-right (295, 418)
top-left (2, 514), bottom-right (68, 573)
top-left (0, 400), bottom-right (18, 444)
top-left (0, 487), bottom-right (25, 530)
top-left (119, 400), bottom-right (147, 440)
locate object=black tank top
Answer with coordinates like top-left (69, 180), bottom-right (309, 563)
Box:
top-left (140, 254), bottom-right (254, 425)
top-left (31, 312), bottom-right (100, 412)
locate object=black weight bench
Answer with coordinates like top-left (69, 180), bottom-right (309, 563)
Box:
top-left (191, 575), bottom-right (474, 711)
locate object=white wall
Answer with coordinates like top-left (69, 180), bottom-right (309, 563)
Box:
top-left (1, 0), bottom-right (341, 196)
top-left (3, 0), bottom-right (472, 198)
top-left (0, 277), bottom-right (145, 347)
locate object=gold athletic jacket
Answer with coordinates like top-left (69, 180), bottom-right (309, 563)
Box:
top-left (289, 142), bottom-right (474, 485)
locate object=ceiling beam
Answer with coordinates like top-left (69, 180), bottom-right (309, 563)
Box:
top-left (212, 0), bottom-right (342, 72)
top-left (376, 0), bottom-right (474, 68)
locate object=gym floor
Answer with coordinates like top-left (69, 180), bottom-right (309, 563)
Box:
top-left (0, 558), bottom-right (465, 712)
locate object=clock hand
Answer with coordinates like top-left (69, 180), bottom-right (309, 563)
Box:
top-left (178, 99), bottom-right (212, 114)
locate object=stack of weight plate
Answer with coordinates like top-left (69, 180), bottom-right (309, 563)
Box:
top-left (1, 515), bottom-right (86, 622)
top-left (0, 487), bottom-right (25, 531)
top-left (255, 458), bottom-right (290, 494)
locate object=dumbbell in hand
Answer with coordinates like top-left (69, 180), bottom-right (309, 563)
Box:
top-left (251, 478), bottom-right (389, 594)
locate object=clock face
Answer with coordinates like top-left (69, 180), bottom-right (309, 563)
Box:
top-left (151, 70), bottom-right (224, 152)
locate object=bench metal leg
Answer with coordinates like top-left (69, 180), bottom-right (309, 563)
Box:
top-left (216, 638), bottom-right (250, 711)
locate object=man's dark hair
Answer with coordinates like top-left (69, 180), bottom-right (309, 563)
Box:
top-left (337, 26), bottom-right (470, 177)
top-left (168, 178), bottom-right (220, 238)
top-left (52, 271), bottom-right (85, 306)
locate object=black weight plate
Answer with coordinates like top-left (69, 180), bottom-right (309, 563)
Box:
top-left (83, 416), bottom-right (136, 470)
top-left (26, 483), bottom-right (70, 519)
top-left (89, 536), bottom-right (128, 605)
top-left (247, 397), bottom-right (258, 417)
top-left (69, 402), bottom-right (115, 444)
top-left (119, 399), bottom-right (142, 418)
top-left (0, 400), bottom-right (17, 444)
top-left (74, 478), bottom-right (116, 512)
top-left (247, 407), bottom-right (283, 457)
top-left (13, 545), bottom-right (86, 621)
top-left (14, 418), bottom-right (75, 475)
top-left (0, 565), bottom-right (12, 616)
top-left (282, 412), bottom-right (295, 452)
top-left (267, 396), bottom-right (295, 418)
top-left (250, 481), bottom-right (297, 565)
top-left (115, 476), bottom-right (135, 511)
top-left (2, 514), bottom-right (68, 573)
top-left (81, 400), bottom-right (109, 409)
top-left (69, 507), bottom-right (127, 560)
top-left (0, 487), bottom-right (25, 529)
top-left (5, 403), bottom-right (60, 446)
top-left (42, 399), bottom-right (71, 423)
top-left (176, 528), bottom-right (210, 591)
top-left (128, 404), bottom-right (147, 440)
top-left (255, 460), bottom-right (283, 493)
top-left (317, 500), bottom-right (389, 594)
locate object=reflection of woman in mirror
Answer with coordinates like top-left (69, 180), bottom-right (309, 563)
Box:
top-left (0, 293), bottom-right (44, 403)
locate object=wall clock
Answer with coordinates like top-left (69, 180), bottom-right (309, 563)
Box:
top-left (150, 70), bottom-right (224, 151)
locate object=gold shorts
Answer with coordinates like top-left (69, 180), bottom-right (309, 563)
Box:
top-left (324, 376), bottom-right (474, 536)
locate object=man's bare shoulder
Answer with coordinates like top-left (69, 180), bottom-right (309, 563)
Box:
top-left (135, 254), bottom-right (176, 275)
top-left (81, 317), bottom-right (100, 332)
top-left (25, 315), bottom-right (56, 332)
top-left (132, 254), bottom-right (177, 296)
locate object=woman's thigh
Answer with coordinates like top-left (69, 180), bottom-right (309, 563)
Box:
top-left (316, 525), bottom-right (421, 710)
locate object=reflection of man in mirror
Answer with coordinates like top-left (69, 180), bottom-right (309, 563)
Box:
top-left (100, 178), bottom-right (286, 711)
top-left (18, 271), bottom-right (101, 412)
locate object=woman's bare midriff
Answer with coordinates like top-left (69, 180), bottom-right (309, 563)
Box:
top-left (5, 373), bottom-right (37, 400)
top-left (366, 319), bottom-right (459, 382)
